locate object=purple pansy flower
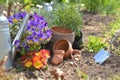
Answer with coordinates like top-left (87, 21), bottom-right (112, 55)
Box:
top-left (26, 35), bottom-right (34, 44)
top-left (14, 40), bottom-right (20, 47)
top-left (14, 12), bottom-right (52, 53)
top-left (8, 12), bottom-right (26, 24)
top-left (14, 40), bottom-right (21, 51)
top-left (22, 43), bottom-right (29, 50)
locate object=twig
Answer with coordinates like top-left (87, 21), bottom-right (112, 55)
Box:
top-left (19, 3), bottom-right (30, 11)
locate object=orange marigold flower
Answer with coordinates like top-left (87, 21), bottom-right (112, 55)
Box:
top-left (33, 60), bottom-right (43, 69)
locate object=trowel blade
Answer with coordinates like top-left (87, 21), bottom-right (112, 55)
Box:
top-left (94, 48), bottom-right (111, 64)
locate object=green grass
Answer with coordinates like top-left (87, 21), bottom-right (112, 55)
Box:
top-left (104, 17), bottom-right (120, 39)
top-left (0, 0), bottom-right (7, 5)
top-left (109, 74), bottom-right (120, 80)
top-left (81, 0), bottom-right (120, 15)
top-left (103, 17), bottom-right (120, 56)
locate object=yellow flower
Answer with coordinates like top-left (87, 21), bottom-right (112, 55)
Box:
top-left (28, 40), bottom-right (33, 44)
top-left (36, 51), bottom-right (42, 56)
top-left (35, 41), bottom-right (40, 45)
top-left (33, 60), bottom-right (43, 69)
top-left (39, 38), bottom-right (43, 41)
top-left (24, 60), bottom-right (32, 67)
top-left (13, 18), bottom-right (18, 23)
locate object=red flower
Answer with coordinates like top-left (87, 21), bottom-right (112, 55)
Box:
top-left (40, 55), bottom-right (47, 65)
top-left (40, 49), bottom-right (50, 58)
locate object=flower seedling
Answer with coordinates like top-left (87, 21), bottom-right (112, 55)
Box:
top-left (86, 35), bottom-right (109, 52)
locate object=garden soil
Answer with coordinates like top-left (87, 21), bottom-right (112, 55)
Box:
top-left (0, 7), bottom-right (120, 80)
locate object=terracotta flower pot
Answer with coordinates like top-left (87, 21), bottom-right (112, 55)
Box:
top-left (51, 26), bottom-right (75, 44)
top-left (51, 50), bottom-right (65, 65)
top-left (53, 38), bottom-right (81, 58)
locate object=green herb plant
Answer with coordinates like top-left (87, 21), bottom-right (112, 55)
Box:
top-left (51, 4), bottom-right (83, 36)
top-left (86, 35), bottom-right (109, 52)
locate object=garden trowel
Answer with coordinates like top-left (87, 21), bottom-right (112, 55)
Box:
top-left (94, 30), bottom-right (120, 64)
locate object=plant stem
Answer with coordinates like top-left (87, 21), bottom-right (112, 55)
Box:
top-left (7, 0), bottom-right (12, 17)
top-left (19, 3), bottom-right (30, 11)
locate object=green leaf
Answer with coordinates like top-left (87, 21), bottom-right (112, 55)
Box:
top-left (24, 0), bottom-right (32, 4)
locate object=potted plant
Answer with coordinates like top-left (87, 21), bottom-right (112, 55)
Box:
top-left (51, 26), bottom-right (75, 44)
top-left (9, 12), bottom-right (52, 69)
top-left (50, 4), bottom-right (83, 45)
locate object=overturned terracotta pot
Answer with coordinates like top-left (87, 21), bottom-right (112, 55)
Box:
top-left (51, 38), bottom-right (81, 65)
top-left (51, 50), bottom-right (65, 65)
top-left (53, 38), bottom-right (81, 58)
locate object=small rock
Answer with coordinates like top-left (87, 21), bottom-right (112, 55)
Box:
top-left (19, 78), bottom-right (24, 80)
top-left (69, 61), bottom-right (74, 65)
top-left (50, 68), bottom-right (65, 80)
top-left (74, 54), bottom-right (82, 61)
top-left (38, 78), bottom-right (44, 80)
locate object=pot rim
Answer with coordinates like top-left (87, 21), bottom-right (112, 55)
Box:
top-left (51, 26), bottom-right (75, 35)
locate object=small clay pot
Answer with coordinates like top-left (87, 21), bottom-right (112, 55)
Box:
top-left (53, 38), bottom-right (81, 58)
top-left (51, 26), bottom-right (75, 44)
top-left (51, 50), bottom-right (65, 65)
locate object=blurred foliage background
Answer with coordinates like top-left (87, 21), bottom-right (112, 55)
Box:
top-left (0, 0), bottom-right (120, 80)
top-left (0, 0), bottom-right (119, 16)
